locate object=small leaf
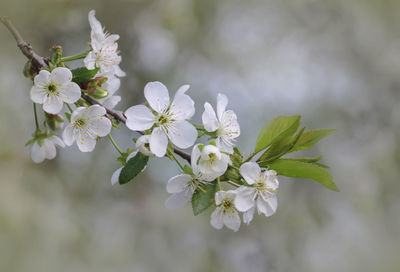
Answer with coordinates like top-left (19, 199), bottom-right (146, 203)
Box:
top-left (65, 112), bottom-right (71, 122)
top-left (290, 129), bottom-right (336, 153)
top-left (71, 67), bottom-right (99, 84)
top-left (268, 159), bottom-right (339, 192)
top-left (255, 115), bottom-right (301, 153)
top-left (191, 182), bottom-right (217, 215)
top-left (183, 165), bottom-right (193, 175)
top-left (119, 153), bottom-right (149, 184)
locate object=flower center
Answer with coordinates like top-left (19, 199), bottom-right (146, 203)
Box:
top-left (47, 83), bottom-right (57, 93)
top-left (208, 153), bottom-right (217, 162)
top-left (157, 114), bottom-right (170, 126)
top-left (73, 118), bottom-right (86, 129)
top-left (255, 180), bottom-right (267, 192)
top-left (144, 143), bottom-right (151, 152)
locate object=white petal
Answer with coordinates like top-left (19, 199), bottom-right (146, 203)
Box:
top-left (144, 81), bottom-right (170, 113)
top-left (88, 10), bottom-right (103, 36)
top-left (114, 65), bottom-right (126, 77)
top-left (42, 139), bottom-right (56, 160)
top-left (62, 125), bottom-right (75, 146)
top-left (43, 95), bottom-right (63, 114)
top-left (34, 70), bottom-right (51, 88)
top-left (243, 206), bottom-right (255, 224)
top-left (85, 104), bottom-right (106, 118)
top-left (30, 86), bottom-right (47, 104)
top-left (70, 107), bottom-right (86, 123)
top-left (136, 135), bottom-right (153, 156)
top-left (125, 105), bottom-right (155, 131)
top-left (30, 142), bottom-right (45, 163)
top-left (202, 102), bottom-right (219, 132)
top-left (258, 193), bottom-right (278, 217)
top-left (101, 95), bottom-right (121, 109)
top-left (84, 52), bottom-right (97, 70)
top-left (234, 186), bottom-right (256, 212)
top-left (216, 137), bottom-right (234, 154)
top-left (149, 127), bottom-right (168, 157)
top-left (111, 167), bottom-right (122, 185)
top-left (166, 174), bottom-right (192, 193)
top-left (59, 82), bottom-right (81, 103)
top-left (214, 191), bottom-right (227, 206)
top-left (165, 189), bottom-right (193, 210)
top-left (223, 210), bottom-right (241, 232)
top-left (167, 120), bottom-right (197, 149)
top-left (169, 90), bottom-right (195, 121)
top-left (221, 110), bottom-right (240, 139)
top-left (49, 136), bottom-right (65, 148)
top-left (103, 77), bottom-right (120, 96)
top-left (89, 116), bottom-right (112, 137)
top-left (216, 93), bottom-right (228, 121)
top-left (210, 207), bottom-right (224, 230)
top-left (76, 132), bottom-right (96, 152)
top-left (239, 162), bottom-right (261, 185)
top-left (51, 67), bottom-right (72, 85)
top-left (175, 84), bottom-right (190, 96)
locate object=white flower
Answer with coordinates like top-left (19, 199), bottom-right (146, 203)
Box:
top-left (99, 76), bottom-right (121, 109)
top-left (125, 81), bottom-right (198, 157)
top-left (84, 10), bottom-right (125, 78)
top-left (30, 68), bottom-right (81, 114)
top-left (192, 144), bottom-right (230, 177)
top-left (136, 135), bottom-right (153, 156)
top-left (210, 190), bottom-right (241, 231)
top-left (111, 151), bottom-right (137, 185)
top-left (62, 105), bottom-right (112, 152)
top-left (30, 135), bottom-right (65, 163)
top-left (202, 93), bottom-right (240, 154)
top-left (165, 144), bottom-right (215, 210)
top-left (234, 162), bottom-right (279, 221)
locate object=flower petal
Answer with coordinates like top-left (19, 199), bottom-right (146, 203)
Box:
top-left (256, 195), bottom-right (277, 217)
top-left (149, 127), bottom-right (168, 157)
top-left (221, 110), bottom-right (240, 139)
top-left (30, 86), bottom-right (47, 104)
top-left (111, 167), bottom-right (122, 185)
top-left (169, 89), bottom-right (195, 120)
top-left (85, 104), bottom-right (106, 118)
top-left (125, 105), bottom-right (155, 131)
top-left (76, 131), bottom-right (97, 152)
top-left (210, 206), bottom-right (224, 230)
top-left (114, 65), bottom-right (126, 77)
top-left (136, 135), bottom-right (153, 156)
top-left (42, 139), bottom-right (56, 160)
top-left (89, 116), bottom-right (112, 137)
top-left (101, 95), bottom-right (121, 109)
top-left (43, 95), bottom-right (63, 114)
top-left (51, 67), bottom-right (72, 85)
top-left (243, 206), bottom-right (255, 224)
top-left (59, 82), bottom-right (81, 103)
top-left (167, 120), bottom-right (197, 149)
top-left (214, 191), bottom-right (227, 206)
top-left (144, 81), bottom-right (170, 113)
top-left (34, 70), bottom-right (51, 88)
top-left (166, 174), bottom-right (192, 193)
top-left (239, 162), bottom-right (261, 185)
top-left (62, 125), bottom-right (75, 146)
top-left (216, 93), bottom-right (228, 121)
top-left (30, 142), bottom-right (45, 163)
top-left (234, 186), bottom-right (256, 212)
top-left (202, 102), bottom-right (219, 132)
top-left (223, 210), bottom-right (241, 232)
top-left (165, 189), bottom-right (193, 210)
top-left (49, 136), bottom-right (65, 148)
top-left (84, 52), bottom-right (97, 70)
top-left (88, 10), bottom-right (103, 36)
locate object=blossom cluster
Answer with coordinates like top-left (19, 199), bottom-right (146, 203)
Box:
top-left (22, 10), bottom-right (336, 232)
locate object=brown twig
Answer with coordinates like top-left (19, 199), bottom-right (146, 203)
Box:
top-left (1, 17), bottom-right (192, 163)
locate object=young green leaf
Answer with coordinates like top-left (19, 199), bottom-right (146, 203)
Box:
top-left (255, 115), bottom-right (301, 153)
top-left (191, 182), bottom-right (217, 215)
top-left (268, 159), bottom-right (339, 192)
top-left (290, 129), bottom-right (336, 153)
top-left (119, 153), bottom-right (149, 184)
top-left (71, 67), bottom-right (99, 84)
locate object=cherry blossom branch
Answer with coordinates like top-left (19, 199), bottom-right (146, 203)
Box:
top-left (1, 18), bottom-right (192, 163)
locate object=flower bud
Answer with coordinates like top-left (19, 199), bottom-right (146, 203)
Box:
top-left (91, 88), bottom-right (109, 99)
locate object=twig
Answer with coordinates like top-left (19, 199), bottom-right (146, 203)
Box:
top-left (1, 17), bottom-right (192, 163)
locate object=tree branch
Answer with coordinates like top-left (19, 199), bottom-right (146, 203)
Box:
top-left (1, 17), bottom-right (192, 163)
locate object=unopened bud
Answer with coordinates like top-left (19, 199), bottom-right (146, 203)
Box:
top-left (92, 88), bottom-right (108, 99)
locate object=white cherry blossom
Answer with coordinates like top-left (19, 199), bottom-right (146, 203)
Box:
top-left (192, 144), bottom-right (230, 177)
top-left (210, 190), bottom-right (241, 231)
top-left (84, 10), bottom-right (125, 78)
top-left (165, 144), bottom-right (216, 210)
top-left (62, 105), bottom-right (112, 152)
top-left (136, 135), bottom-right (153, 156)
top-left (30, 135), bottom-right (65, 163)
top-left (202, 93), bottom-right (240, 154)
top-left (111, 151), bottom-right (137, 185)
top-left (234, 162), bottom-right (279, 221)
top-left (30, 68), bottom-right (81, 114)
top-left (125, 81), bottom-right (197, 157)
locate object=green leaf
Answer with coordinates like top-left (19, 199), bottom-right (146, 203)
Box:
top-left (71, 67), bottom-right (99, 84)
top-left (273, 156), bottom-right (329, 168)
top-left (191, 182), bottom-right (217, 215)
top-left (269, 159), bottom-right (339, 192)
top-left (290, 129), bottom-right (336, 153)
top-left (119, 153), bottom-right (149, 184)
top-left (183, 165), bottom-right (193, 175)
top-left (255, 115), bottom-right (301, 153)
top-left (258, 127), bottom-right (305, 163)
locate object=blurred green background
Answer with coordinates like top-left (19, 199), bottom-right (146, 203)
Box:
top-left (1, 0), bottom-right (399, 271)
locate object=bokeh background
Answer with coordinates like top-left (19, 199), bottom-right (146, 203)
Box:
top-left (1, 0), bottom-right (399, 271)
